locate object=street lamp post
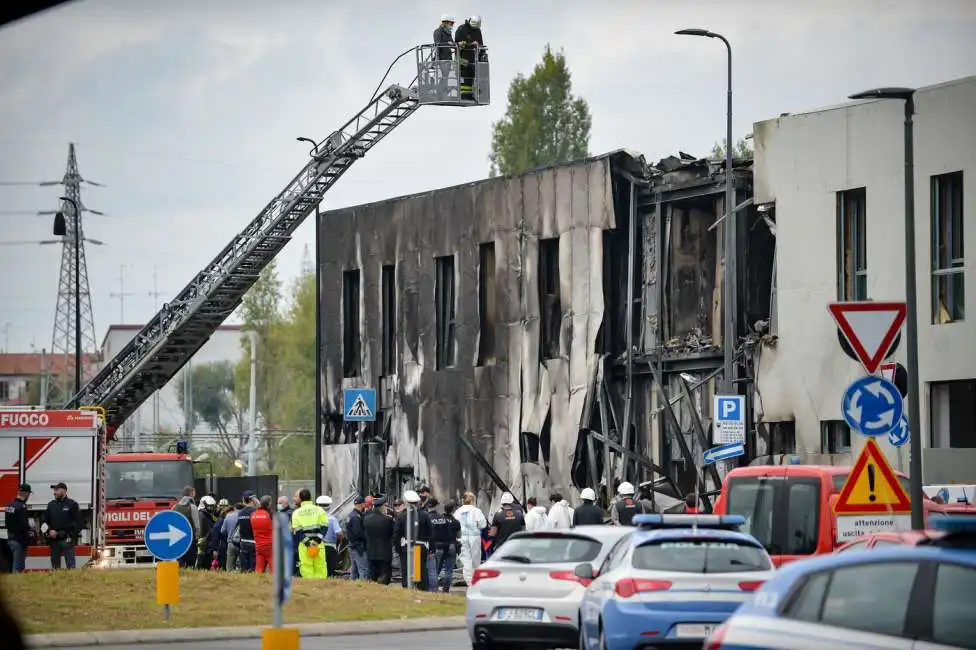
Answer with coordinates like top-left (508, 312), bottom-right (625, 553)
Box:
top-left (676, 28), bottom-right (736, 392)
top-left (53, 196), bottom-right (82, 396)
top-left (848, 87), bottom-right (923, 530)
top-left (245, 330), bottom-right (259, 476)
top-left (297, 136), bottom-right (324, 498)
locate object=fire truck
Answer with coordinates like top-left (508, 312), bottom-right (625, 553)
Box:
top-left (100, 449), bottom-right (196, 566)
top-left (0, 408), bottom-right (106, 571)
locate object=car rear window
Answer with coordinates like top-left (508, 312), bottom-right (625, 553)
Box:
top-left (495, 534), bottom-right (601, 564)
top-left (632, 539), bottom-right (772, 573)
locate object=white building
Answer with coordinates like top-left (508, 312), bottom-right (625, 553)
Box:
top-left (99, 324), bottom-right (246, 446)
top-left (753, 75), bottom-right (976, 482)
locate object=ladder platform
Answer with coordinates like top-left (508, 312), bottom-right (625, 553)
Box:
top-left (415, 44), bottom-right (490, 107)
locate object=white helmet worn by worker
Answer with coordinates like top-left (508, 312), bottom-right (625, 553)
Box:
top-left (315, 495), bottom-right (332, 507)
top-left (617, 481), bottom-right (635, 496)
top-left (440, 14), bottom-right (455, 23)
top-left (199, 495), bottom-right (216, 507)
top-left (403, 489), bottom-right (421, 504)
top-left (580, 487), bottom-right (596, 501)
top-left (499, 492), bottom-right (514, 505)
top-left (468, 15), bottom-right (481, 28)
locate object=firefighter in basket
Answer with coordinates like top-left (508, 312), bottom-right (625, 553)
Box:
top-left (291, 488), bottom-right (329, 579)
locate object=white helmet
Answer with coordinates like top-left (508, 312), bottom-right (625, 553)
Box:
top-left (440, 14), bottom-right (455, 23)
top-left (580, 487), bottom-right (596, 501)
top-left (468, 15), bottom-right (481, 28)
top-left (500, 492), bottom-right (514, 505)
top-left (404, 489), bottom-right (421, 504)
top-left (199, 495), bottom-right (216, 507)
top-left (617, 481), bottom-right (635, 496)
top-left (315, 495), bottom-right (332, 506)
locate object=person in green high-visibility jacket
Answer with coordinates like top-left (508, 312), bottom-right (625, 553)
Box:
top-left (291, 488), bottom-right (329, 578)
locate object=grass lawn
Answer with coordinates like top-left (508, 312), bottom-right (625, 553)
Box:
top-left (3, 569), bottom-right (465, 634)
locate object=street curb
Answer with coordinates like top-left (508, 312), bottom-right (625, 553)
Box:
top-left (26, 616), bottom-right (468, 647)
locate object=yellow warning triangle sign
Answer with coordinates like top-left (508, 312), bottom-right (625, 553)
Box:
top-left (834, 438), bottom-right (911, 514)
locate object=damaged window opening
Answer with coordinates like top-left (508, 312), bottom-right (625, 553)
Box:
top-left (342, 268), bottom-right (361, 378)
top-left (837, 188), bottom-right (868, 301)
top-left (435, 254), bottom-right (457, 369)
top-left (931, 172), bottom-right (964, 324)
top-left (477, 242), bottom-right (497, 366)
top-left (381, 264), bottom-right (396, 375)
top-left (930, 380), bottom-right (976, 449)
top-left (821, 420), bottom-right (852, 454)
top-left (539, 237), bottom-right (561, 361)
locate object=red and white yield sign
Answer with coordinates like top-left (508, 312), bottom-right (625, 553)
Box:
top-left (828, 301), bottom-right (907, 374)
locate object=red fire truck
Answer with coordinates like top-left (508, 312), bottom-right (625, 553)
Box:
top-left (0, 409), bottom-right (106, 571)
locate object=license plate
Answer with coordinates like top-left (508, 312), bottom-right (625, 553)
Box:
top-left (495, 608), bottom-right (543, 622)
top-left (675, 624), bottom-right (714, 638)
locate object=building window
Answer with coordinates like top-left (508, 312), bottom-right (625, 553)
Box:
top-left (931, 172), bottom-right (964, 323)
top-left (930, 380), bottom-right (976, 448)
top-left (0, 381), bottom-right (9, 402)
top-left (837, 188), bottom-right (868, 301)
top-left (381, 264), bottom-right (396, 375)
top-left (821, 420), bottom-right (852, 454)
top-left (435, 254), bottom-right (456, 369)
top-left (477, 242), bottom-right (497, 366)
top-left (342, 269), bottom-right (361, 378)
top-left (539, 237), bottom-right (561, 361)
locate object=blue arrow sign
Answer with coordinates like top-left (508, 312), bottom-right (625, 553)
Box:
top-left (841, 375), bottom-right (903, 437)
top-left (888, 414), bottom-right (909, 448)
top-left (704, 442), bottom-right (745, 465)
top-left (144, 510), bottom-right (193, 562)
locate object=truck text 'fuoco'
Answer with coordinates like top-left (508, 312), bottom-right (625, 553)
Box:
top-left (0, 412), bottom-right (50, 427)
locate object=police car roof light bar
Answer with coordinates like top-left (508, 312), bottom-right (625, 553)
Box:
top-left (633, 514), bottom-right (746, 530)
top-left (929, 516), bottom-right (976, 535)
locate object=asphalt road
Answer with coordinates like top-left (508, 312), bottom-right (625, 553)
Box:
top-left (53, 629), bottom-right (470, 650)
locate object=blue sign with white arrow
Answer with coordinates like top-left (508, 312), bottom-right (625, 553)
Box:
top-left (841, 375), bottom-right (903, 437)
top-left (888, 414), bottom-right (909, 448)
top-left (143, 510), bottom-right (194, 562)
top-left (703, 441), bottom-right (746, 465)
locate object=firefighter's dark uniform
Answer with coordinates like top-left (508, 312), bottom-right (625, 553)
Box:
top-left (572, 501), bottom-right (606, 526)
top-left (394, 506), bottom-right (432, 589)
top-left (453, 20), bottom-right (484, 98)
top-left (613, 495), bottom-right (646, 526)
top-left (490, 505), bottom-right (524, 551)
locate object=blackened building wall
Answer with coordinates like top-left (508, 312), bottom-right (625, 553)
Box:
top-left (317, 152), bottom-right (643, 510)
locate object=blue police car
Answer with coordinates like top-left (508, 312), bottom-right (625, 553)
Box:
top-left (706, 516), bottom-right (976, 649)
top-left (577, 514), bottom-right (775, 649)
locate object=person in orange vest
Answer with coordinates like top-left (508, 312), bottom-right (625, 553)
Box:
top-left (684, 494), bottom-right (699, 514)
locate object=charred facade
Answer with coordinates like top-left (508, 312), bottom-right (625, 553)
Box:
top-left (317, 151), bottom-right (776, 512)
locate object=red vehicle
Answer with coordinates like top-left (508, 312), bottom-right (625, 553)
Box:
top-left (0, 409), bottom-right (105, 571)
top-left (100, 451), bottom-right (196, 566)
top-left (712, 464), bottom-right (946, 567)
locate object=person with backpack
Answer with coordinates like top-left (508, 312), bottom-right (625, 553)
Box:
top-left (172, 486), bottom-right (200, 568)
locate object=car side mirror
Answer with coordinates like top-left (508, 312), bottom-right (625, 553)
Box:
top-left (574, 562), bottom-right (594, 580)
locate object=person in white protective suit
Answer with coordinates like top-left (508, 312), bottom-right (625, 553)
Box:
top-left (453, 491), bottom-right (487, 585)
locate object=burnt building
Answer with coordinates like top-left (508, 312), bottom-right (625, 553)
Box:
top-left (317, 150), bottom-right (775, 510)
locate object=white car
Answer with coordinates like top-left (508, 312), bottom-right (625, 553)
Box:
top-left (466, 526), bottom-right (634, 650)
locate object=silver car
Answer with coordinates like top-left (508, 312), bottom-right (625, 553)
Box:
top-left (466, 526), bottom-right (634, 650)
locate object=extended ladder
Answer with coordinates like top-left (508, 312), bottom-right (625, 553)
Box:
top-left (69, 45), bottom-right (489, 433)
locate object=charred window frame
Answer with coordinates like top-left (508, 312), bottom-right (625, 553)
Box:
top-left (435, 254), bottom-right (457, 369)
top-left (381, 264), bottom-right (396, 375)
top-left (538, 237), bottom-right (561, 361)
top-left (477, 242), bottom-right (497, 366)
top-left (931, 172), bottom-right (964, 324)
top-left (342, 269), bottom-right (361, 377)
top-left (837, 188), bottom-right (868, 301)
top-left (821, 420), bottom-right (852, 454)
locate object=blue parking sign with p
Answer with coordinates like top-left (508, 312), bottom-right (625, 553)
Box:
top-left (717, 396), bottom-right (742, 421)
top-left (713, 394), bottom-right (746, 445)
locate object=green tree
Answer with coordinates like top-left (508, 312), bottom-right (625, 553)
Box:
top-left (175, 360), bottom-right (245, 459)
top-left (711, 136), bottom-right (754, 160)
top-left (489, 44), bottom-right (591, 176)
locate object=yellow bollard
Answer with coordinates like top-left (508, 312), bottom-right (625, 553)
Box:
top-left (412, 544), bottom-right (423, 583)
top-left (262, 627), bottom-right (300, 650)
top-left (156, 560), bottom-right (179, 621)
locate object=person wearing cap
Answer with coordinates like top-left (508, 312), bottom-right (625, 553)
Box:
top-left (363, 494), bottom-right (394, 584)
top-left (345, 495), bottom-right (370, 581)
top-left (394, 489), bottom-right (433, 589)
top-left (572, 488), bottom-right (605, 526)
top-left (3, 483), bottom-right (32, 572)
top-left (489, 491), bottom-right (524, 552)
top-left (42, 482), bottom-right (82, 569)
top-left (235, 491), bottom-right (260, 571)
top-left (315, 495), bottom-right (343, 577)
top-left (291, 489), bottom-right (329, 579)
top-left (433, 14), bottom-right (455, 60)
top-left (221, 502), bottom-right (244, 570)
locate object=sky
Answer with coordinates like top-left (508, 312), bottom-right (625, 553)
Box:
top-left (0, 0), bottom-right (974, 353)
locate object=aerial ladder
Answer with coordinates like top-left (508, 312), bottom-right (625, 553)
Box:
top-left (67, 44), bottom-right (490, 435)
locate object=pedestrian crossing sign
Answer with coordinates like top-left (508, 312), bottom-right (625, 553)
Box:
top-left (343, 387), bottom-right (376, 422)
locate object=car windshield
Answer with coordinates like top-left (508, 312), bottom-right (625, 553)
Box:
top-left (726, 476), bottom-right (820, 556)
top-left (107, 460), bottom-right (194, 500)
top-left (495, 534), bottom-right (602, 564)
top-left (632, 539), bottom-right (772, 573)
